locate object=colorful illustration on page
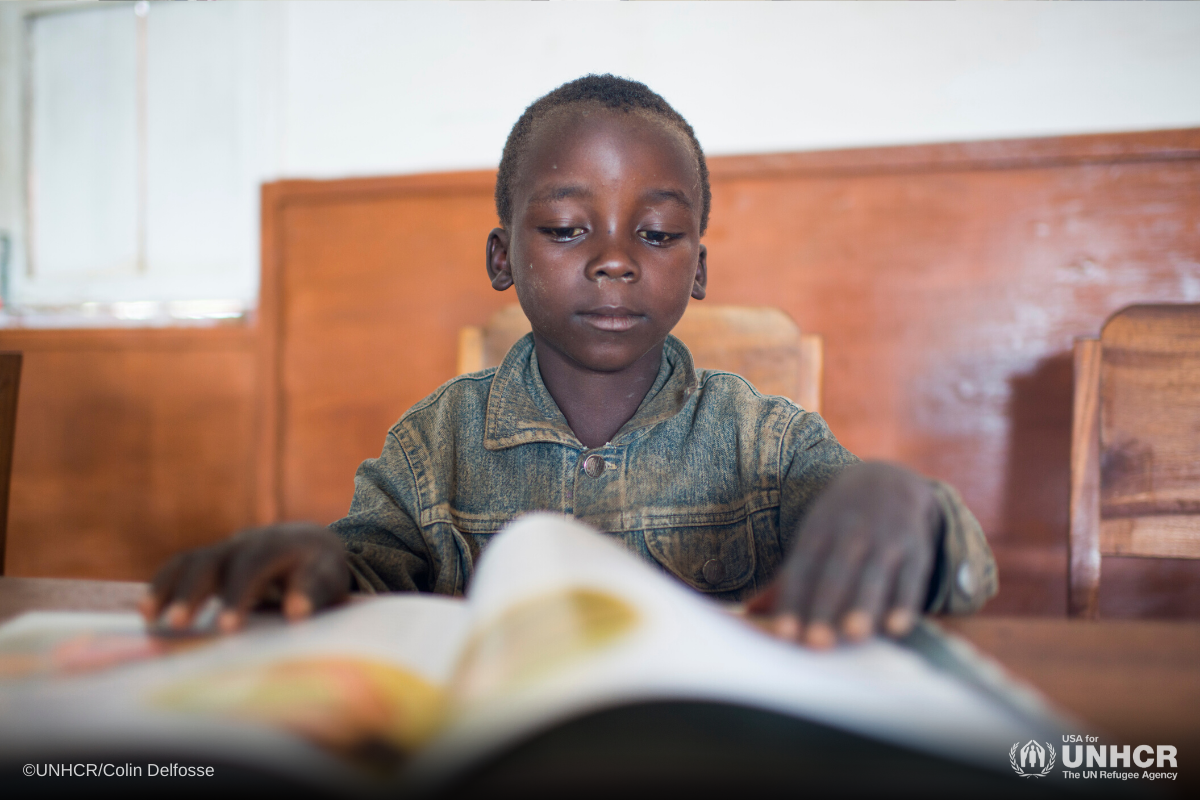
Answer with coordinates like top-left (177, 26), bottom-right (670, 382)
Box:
top-left (153, 657), bottom-right (447, 773)
top-left (0, 623), bottom-right (210, 680)
top-left (452, 587), bottom-right (639, 704)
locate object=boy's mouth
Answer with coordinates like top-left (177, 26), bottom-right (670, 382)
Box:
top-left (579, 306), bottom-right (644, 332)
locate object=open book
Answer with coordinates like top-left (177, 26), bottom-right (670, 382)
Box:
top-left (0, 515), bottom-right (1061, 793)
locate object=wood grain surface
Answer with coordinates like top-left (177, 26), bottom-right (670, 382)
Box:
top-left (459, 303), bottom-right (824, 414)
top-left (1068, 305), bottom-right (1200, 617)
top-left (0, 575), bottom-right (146, 623)
top-left (1099, 305), bottom-right (1200, 520)
top-left (0, 353), bottom-right (21, 575)
top-left (940, 615), bottom-right (1200, 755)
top-left (0, 327), bottom-right (257, 580)
top-left (1069, 339), bottom-right (1102, 618)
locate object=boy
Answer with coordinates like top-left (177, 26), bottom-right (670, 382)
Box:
top-left (143, 75), bottom-right (996, 650)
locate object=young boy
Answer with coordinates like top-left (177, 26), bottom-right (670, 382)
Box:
top-left (143, 75), bottom-right (996, 650)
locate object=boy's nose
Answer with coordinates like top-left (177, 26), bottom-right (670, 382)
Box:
top-left (586, 236), bottom-right (640, 283)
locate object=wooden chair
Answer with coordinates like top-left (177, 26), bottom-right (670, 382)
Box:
top-left (0, 352), bottom-right (21, 576)
top-left (458, 304), bottom-right (823, 414)
top-left (1069, 305), bottom-right (1200, 618)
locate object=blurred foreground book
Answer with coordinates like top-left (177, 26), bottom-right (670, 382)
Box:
top-left (0, 515), bottom-right (1063, 795)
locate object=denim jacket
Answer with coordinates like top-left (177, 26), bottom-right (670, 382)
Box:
top-left (332, 333), bottom-right (997, 613)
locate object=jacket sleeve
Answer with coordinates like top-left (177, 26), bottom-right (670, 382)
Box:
top-left (924, 480), bottom-right (999, 614)
top-left (329, 430), bottom-right (437, 594)
top-left (778, 408), bottom-right (998, 615)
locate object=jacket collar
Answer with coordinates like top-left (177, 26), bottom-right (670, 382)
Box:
top-left (483, 333), bottom-right (698, 451)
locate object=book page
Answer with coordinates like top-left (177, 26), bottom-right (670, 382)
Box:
top-left (408, 514), bottom-right (1061, 788)
top-left (0, 595), bottom-right (471, 789)
top-left (0, 519), bottom-right (1062, 790)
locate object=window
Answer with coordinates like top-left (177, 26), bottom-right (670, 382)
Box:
top-left (6, 1), bottom-right (275, 324)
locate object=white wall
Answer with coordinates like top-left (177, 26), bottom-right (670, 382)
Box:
top-left (2, 0), bottom-right (1199, 313)
top-left (278, 1), bottom-right (1200, 177)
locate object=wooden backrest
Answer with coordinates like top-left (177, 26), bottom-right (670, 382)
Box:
top-left (1069, 305), bottom-right (1200, 617)
top-left (0, 352), bottom-right (22, 576)
top-left (457, 304), bottom-right (823, 414)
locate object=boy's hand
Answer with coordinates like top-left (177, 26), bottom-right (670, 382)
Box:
top-left (139, 522), bottom-right (351, 633)
top-left (747, 462), bottom-right (941, 649)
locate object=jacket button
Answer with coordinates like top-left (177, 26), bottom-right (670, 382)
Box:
top-left (956, 562), bottom-right (974, 597)
top-left (702, 558), bottom-right (726, 585)
top-left (583, 454), bottom-right (606, 478)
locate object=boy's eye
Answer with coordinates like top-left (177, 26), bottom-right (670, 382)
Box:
top-left (638, 230), bottom-right (683, 246)
top-left (541, 227), bottom-right (586, 242)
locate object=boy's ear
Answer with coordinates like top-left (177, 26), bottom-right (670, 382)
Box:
top-left (691, 244), bottom-right (708, 301)
top-left (486, 228), bottom-right (514, 292)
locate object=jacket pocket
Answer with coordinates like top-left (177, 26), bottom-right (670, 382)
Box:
top-left (644, 516), bottom-right (757, 594)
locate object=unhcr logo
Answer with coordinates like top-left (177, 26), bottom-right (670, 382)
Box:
top-left (1010, 740), bottom-right (1056, 778)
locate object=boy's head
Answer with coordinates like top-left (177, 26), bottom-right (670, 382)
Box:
top-left (487, 75), bottom-right (710, 375)
top-left (495, 75), bottom-right (711, 236)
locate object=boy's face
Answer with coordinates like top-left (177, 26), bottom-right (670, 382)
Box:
top-left (487, 107), bottom-right (707, 374)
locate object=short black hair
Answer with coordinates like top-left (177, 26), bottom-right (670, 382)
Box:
top-left (495, 74), bottom-right (711, 236)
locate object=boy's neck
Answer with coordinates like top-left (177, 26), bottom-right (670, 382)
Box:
top-left (533, 333), bottom-right (664, 450)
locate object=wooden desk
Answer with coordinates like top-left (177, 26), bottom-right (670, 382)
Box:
top-left (3, 577), bottom-right (1197, 770)
top-left (941, 616), bottom-right (1200, 750)
top-left (0, 576), bottom-right (146, 621)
